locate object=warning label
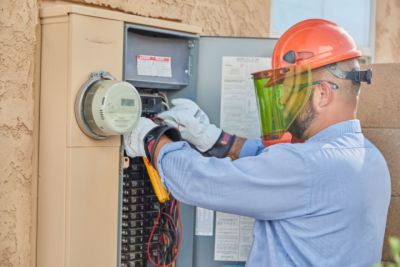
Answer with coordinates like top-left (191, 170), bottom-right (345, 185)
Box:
top-left (136, 55), bottom-right (172, 78)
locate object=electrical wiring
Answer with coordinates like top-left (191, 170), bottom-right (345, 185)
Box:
top-left (162, 101), bottom-right (170, 111)
top-left (158, 92), bottom-right (170, 110)
top-left (147, 197), bottom-right (182, 267)
top-left (145, 93), bottom-right (183, 266)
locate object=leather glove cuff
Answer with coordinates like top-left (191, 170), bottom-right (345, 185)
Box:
top-left (143, 125), bottom-right (181, 166)
top-left (204, 131), bottom-right (236, 158)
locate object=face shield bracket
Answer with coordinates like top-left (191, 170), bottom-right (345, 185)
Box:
top-left (326, 63), bottom-right (372, 85)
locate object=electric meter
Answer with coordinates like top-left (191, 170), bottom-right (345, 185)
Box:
top-left (75, 71), bottom-right (142, 139)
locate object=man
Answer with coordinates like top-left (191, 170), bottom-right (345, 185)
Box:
top-left (124, 19), bottom-right (391, 266)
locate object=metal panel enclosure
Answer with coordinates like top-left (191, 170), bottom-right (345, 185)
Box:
top-left (125, 24), bottom-right (198, 90)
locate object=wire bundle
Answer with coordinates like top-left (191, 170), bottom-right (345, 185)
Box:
top-left (147, 197), bottom-right (182, 267)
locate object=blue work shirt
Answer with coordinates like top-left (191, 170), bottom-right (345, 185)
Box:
top-left (157, 120), bottom-right (391, 266)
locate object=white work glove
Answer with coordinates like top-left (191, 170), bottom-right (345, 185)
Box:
top-left (123, 117), bottom-right (158, 158)
top-left (157, 98), bottom-right (222, 152)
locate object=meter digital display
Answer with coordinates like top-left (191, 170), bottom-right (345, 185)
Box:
top-left (75, 71), bottom-right (142, 139)
top-left (121, 98), bottom-right (135, 106)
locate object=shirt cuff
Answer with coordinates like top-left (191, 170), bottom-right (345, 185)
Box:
top-left (239, 139), bottom-right (265, 158)
top-left (156, 141), bottom-right (192, 189)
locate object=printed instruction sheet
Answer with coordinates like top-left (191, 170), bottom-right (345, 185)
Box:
top-left (215, 57), bottom-right (271, 261)
top-left (220, 57), bottom-right (271, 139)
top-left (214, 212), bottom-right (255, 261)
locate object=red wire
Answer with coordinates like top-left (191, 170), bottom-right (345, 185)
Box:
top-left (147, 207), bottom-right (162, 266)
top-left (165, 201), bottom-right (182, 267)
top-left (147, 201), bottom-right (182, 267)
top-left (169, 199), bottom-right (175, 214)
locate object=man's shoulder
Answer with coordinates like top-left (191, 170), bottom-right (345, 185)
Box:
top-left (266, 132), bottom-right (384, 161)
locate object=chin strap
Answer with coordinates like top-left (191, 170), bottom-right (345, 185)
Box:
top-left (143, 125), bottom-right (181, 167)
top-left (326, 63), bottom-right (372, 85)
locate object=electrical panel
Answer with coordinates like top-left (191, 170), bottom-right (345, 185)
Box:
top-left (119, 25), bottom-right (277, 267)
top-left (120, 95), bottom-right (164, 267)
top-left (121, 158), bottom-right (160, 267)
top-left (120, 23), bottom-right (198, 267)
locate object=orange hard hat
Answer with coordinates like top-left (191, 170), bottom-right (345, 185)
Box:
top-left (272, 18), bottom-right (362, 70)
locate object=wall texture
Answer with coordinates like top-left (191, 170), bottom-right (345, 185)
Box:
top-left (46, 0), bottom-right (270, 37)
top-left (375, 0), bottom-right (400, 63)
top-left (0, 0), bottom-right (39, 266)
top-left (358, 63), bottom-right (400, 261)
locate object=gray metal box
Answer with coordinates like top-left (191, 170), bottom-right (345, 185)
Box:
top-left (124, 24), bottom-right (198, 90)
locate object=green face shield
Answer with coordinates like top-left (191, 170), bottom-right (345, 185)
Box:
top-left (252, 66), bottom-right (313, 140)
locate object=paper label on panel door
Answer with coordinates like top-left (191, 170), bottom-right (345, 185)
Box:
top-left (215, 56), bottom-right (271, 261)
top-left (137, 55), bottom-right (172, 77)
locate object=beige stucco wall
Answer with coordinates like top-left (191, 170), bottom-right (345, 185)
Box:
top-left (0, 0), bottom-right (400, 266)
top-left (44, 0), bottom-right (270, 36)
top-left (375, 0), bottom-right (400, 63)
top-left (0, 0), bottom-right (39, 266)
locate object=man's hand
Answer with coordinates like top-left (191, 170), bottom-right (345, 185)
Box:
top-left (124, 117), bottom-right (181, 165)
top-left (158, 98), bottom-right (221, 152)
top-left (123, 117), bottom-right (158, 158)
top-left (158, 98), bottom-right (246, 159)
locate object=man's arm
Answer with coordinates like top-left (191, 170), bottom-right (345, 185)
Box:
top-left (157, 98), bottom-right (266, 159)
top-left (154, 135), bottom-right (248, 166)
top-left (154, 140), bottom-right (312, 221)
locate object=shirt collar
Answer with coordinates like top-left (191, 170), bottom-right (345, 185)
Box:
top-left (306, 119), bottom-right (362, 143)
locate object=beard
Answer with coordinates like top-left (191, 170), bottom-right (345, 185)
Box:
top-left (288, 98), bottom-right (316, 139)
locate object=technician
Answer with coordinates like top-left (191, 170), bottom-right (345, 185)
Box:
top-left (124, 19), bottom-right (391, 266)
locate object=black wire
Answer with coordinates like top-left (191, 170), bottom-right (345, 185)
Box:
top-left (147, 196), bottom-right (180, 266)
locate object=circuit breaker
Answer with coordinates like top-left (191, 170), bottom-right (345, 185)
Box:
top-left (120, 93), bottom-right (165, 267)
top-left (120, 101), bottom-right (165, 267)
top-left (121, 157), bottom-right (159, 266)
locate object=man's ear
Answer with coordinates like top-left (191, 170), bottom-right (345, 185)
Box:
top-left (313, 81), bottom-right (334, 111)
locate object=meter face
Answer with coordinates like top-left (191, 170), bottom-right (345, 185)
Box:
top-left (102, 82), bottom-right (141, 134)
top-left (80, 79), bottom-right (142, 138)
top-left (76, 72), bottom-right (142, 139)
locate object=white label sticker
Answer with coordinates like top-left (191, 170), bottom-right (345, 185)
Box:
top-left (195, 207), bottom-right (214, 236)
top-left (137, 55), bottom-right (172, 77)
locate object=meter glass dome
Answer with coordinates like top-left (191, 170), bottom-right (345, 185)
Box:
top-left (77, 75), bottom-right (142, 139)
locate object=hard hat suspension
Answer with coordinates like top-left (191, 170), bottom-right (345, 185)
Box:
top-left (326, 63), bottom-right (372, 85)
